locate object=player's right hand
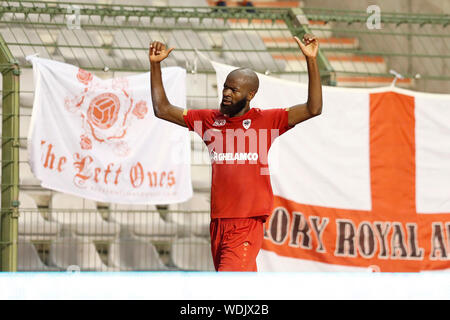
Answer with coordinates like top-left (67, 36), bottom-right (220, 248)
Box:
top-left (149, 41), bottom-right (174, 63)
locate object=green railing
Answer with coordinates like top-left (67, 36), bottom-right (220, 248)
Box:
top-left (0, 33), bottom-right (20, 272)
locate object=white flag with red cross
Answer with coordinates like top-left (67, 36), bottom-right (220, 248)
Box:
top-left (27, 56), bottom-right (192, 204)
top-left (213, 61), bottom-right (450, 272)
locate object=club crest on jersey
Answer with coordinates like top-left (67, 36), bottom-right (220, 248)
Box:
top-left (213, 119), bottom-right (226, 127)
top-left (243, 119), bottom-right (251, 130)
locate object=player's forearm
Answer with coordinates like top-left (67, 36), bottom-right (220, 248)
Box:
top-left (150, 61), bottom-right (172, 118)
top-left (305, 57), bottom-right (323, 116)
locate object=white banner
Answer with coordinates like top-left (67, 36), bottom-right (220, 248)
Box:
top-left (212, 61), bottom-right (450, 272)
top-left (27, 56), bottom-right (192, 204)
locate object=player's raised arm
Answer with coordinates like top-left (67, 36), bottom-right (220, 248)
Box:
top-left (149, 41), bottom-right (187, 127)
top-left (287, 34), bottom-right (323, 127)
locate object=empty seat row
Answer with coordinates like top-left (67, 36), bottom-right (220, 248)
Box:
top-left (1, 26), bottom-right (293, 73)
top-left (17, 192), bottom-right (211, 240)
top-left (18, 235), bottom-right (214, 272)
top-left (18, 192), bottom-right (60, 241)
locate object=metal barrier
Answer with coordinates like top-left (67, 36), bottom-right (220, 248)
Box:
top-left (0, 33), bottom-right (20, 272)
top-left (0, 0), bottom-right (449, 271)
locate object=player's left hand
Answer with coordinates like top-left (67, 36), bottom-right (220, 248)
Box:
top-left (294, 33), bottom-right (319, 59)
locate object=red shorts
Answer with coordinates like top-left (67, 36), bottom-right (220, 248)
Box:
top-left (210, 216), bottom-right (265, 272)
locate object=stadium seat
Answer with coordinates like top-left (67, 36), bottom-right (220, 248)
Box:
top-left (278, 73), bottom-right (308, 83)
top-left (186, 73), bottom-right (217, 100)
top-left (19, 147), bottom-right (29, 165)
top-left (0, 27), bottom-right (46, 64)
top-left (328, 56), bottom-right (387, 74)
top-left (166, 193), bottom-right (210, 237)
top-left (107, 0), bottom-right (155, 5)
top-left (274, 53), bottom-right (389, 75)
top-left (223, 31), bottom-right (286, 73)
top-left (19, 115), bottom-right (31, 148)
top-left (191, 164), bottom-right (211, 191)
top-left (48, 236), bottom-right (116, 271)
top-left (190, 132), bottom-right (211, 159)
top-left (187, 96), bottom-right (220, 110)
top-left (108, 237), bottom-right (168, 271)
top-left (18, 192), bottom-right (60, 241)
top-left (207, 0), bottom-right (302, 7)
top-left (19, 139), bottom-right (41, 188)
top-left (18, 240), bottom-right (60, 271)
top-left (112, 29), bottom-right (178, 68)
top-left (57, 29), bottom-right (119, 69)
top-left (168, 0), bottom-right (209, 6)
top-left (189, 132), bottom-right (212, 194)
top-left (170, 236), bottom-right (215, 271)
top-left (191, 148), bottom-right (211, 166)
top-left (31, 28), bottom-right (62, 59)
top-left (20, 68), bottom-right (35, 108)
top-left (49, 193), bottom-right (120, 239)
top-left (155, 203), bottom-right (179, 216)
top-left (109, 203), bottom-right (177, 240)
top-left (190, 132), bottom-right (205, 152)
top-left (19, 145), bottom-right (51, 196)
top-left (36, 29), bottom-right (59, 55)
top-left (307, 20), bottom-right (334, 39)
top-left (19, 161), bottom-right (41, 188)
top-left (335, 76), bottom-right (414, 89)
top-left (167, 30), bottom-right (223, 72)
top-left (185, 19), bottom-right (230, 49)
top-left (112, 29), bottom-right (152, 69)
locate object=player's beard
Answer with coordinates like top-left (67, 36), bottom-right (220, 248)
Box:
top-left (220, 97), bottom-right (247, 117)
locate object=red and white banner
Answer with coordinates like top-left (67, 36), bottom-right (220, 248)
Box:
top-left (212, 61), bottom-right (450, 272)
top-left (27, 56), bottom-right (192, 204)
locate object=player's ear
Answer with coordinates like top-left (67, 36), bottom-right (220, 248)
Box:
top-left (247, 90), bottom-right (257, 101)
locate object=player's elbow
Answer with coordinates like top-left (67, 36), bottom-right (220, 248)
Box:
top-left (308, 103), bottom-right (322, 116)
top-left (154, 109), bottom-right (170, 121)
top-left (153, 108), bottom-right (163, 119)
top-left (153, 103), bottom-right (169, 119)
top-left (312, 109), bottom-right (322, 117)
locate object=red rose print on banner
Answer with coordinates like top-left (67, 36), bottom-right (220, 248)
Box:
top-left (132, 100), bottom-right (148, 119)
top-left (77, 68), bottom-right (93, 85)
top-left (80, 134), bottom-right (92, 150)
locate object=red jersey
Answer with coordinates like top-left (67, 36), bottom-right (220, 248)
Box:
top-left (183, 107), bottom-right (292, 220)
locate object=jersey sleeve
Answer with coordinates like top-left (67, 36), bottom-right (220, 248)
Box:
top-left (263, 108), bottom-right (293, 136)
top-left (183, 109), bottom-right (212, 136)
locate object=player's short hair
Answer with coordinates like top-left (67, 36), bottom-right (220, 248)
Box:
top-left (228, 68), bottom-right (259, 93)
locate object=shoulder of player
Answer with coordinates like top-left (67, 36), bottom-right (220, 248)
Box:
top-left (256, 107), bottom-right (289, 117)
top-left (184, 108), bottom-right (219, 117)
